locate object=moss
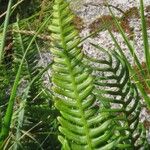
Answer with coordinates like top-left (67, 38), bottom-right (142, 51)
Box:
top-left (73, 5), bottom-right (150, 36)
top-left (145, 5), bottom-right (150, 28)
top-left (73, 15), bottom-right (85, 31)
top-left (144, 120), bottom-right (150, 129)
top-left (88, 6), bottom-right (144, 39)
top-left (89, 15), bottom-right (117, 33)
top-left (120, 19), bottom-right (134, 39)
top-left (146, 5), bottom-right (150, 12)
top-left (147, 17), bottom-right (150, 28)
top-left (122, 7), bottom-right (140, 19)
top-left (89, 15), bottom-right (133, 39)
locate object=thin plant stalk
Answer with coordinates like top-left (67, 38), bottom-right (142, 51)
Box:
top-left (140, 0), bottom-right (150, 78)
top-left (108, 5), bottom-right (145, 77)
top-left (0, 0), bottom-right (13, 63)
top-left (105, 1), bottom-right (150, 108)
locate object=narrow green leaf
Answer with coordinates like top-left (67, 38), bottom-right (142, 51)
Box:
top-left (140, 0), bottom-right (150, 75)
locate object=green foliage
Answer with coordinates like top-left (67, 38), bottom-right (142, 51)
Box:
top-left (49, 0), bottom-right (118, 149)
top-left (0, 4), bottom-right (52, 147)
top-left (0, 0), bottom-right (149, 149)
top-left (8, 21), bottom-right (59, 149)
top-left (87, 44), bottom-right (148, 149)
top-left (49, 0), bottom-right (149, 149)
top-left (106, 0), bottom-right (150, 108)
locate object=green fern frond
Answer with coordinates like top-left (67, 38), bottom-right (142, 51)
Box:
top-left (87, 44), bottom-right (147, 149)
top-left (11, 20), bottom-right (59, 149)
top-left (49, 0), bottom-right (118, 149)
top-left (13, 23), bottom-right (39, 82)
top-left (10, 21), bottom-right (56, 149)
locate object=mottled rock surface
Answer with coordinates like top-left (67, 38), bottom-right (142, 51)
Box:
top-left (68, 0), bottom-right (150, 63)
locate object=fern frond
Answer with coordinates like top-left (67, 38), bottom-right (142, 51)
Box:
top-left (88, 44), bottom-right (147, 149)
top-left (13, 22), bottom-right (39, 81)
top-left (11, 21), bottom-right (58, 149)
top-left (49, 0), bottom-right (118, 149)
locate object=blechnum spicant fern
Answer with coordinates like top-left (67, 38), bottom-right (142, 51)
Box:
top-left (49, 0), bottom-right (117, 149)
top-left (9, 22), bottom-right (59, 149)
top-left (49, 0), bottom-right (149, 149)
top-left (86, 45), bottom-right (149, 149)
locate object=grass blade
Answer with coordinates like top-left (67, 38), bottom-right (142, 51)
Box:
top-left (108, 4), bottom-right (146, 77)
top-left (0, 14), bottom-right (52, 147)
top-left (0, 0), bottom-right (13, 63)
top-left (140, 0), bottom-right (150, 75)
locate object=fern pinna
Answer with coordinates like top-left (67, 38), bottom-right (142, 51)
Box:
top-left (49, 0), bottom-right (118, 149)
top-left (87, 44), bottom-right (149, 149)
